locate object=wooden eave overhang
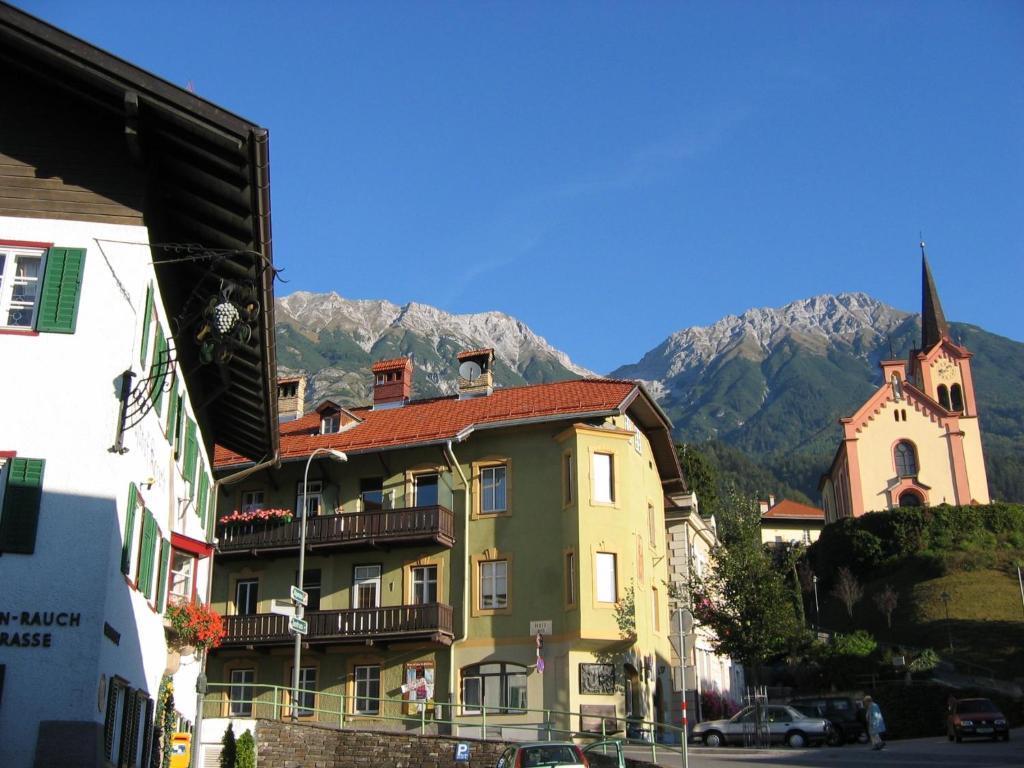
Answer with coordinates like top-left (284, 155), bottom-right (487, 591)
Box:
top-left (620, 383), bottom-right (687, 495)
top-left (0, 2), bottom-right (279, 461)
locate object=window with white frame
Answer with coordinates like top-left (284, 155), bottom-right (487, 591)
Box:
top-left (353, 565), bottom-right (381, 609)
top-left (169, 549), bottom-right (195, 603)
top-left (592, 453), bottom-right (614, 503)
top-left (235, 579), bottom-right (259, 615)
top-left (126, 491), bottom-right (145, 584)
top-left (229, 669), bottom-right (255, 716)
top-left (291, 666), bottom-right (317, 716)
top-left (596, 552), bottom-right (617, 603)
top-left (241, 490), bottom-right (264, 514)
top-left (0, 245), bottom-right (44, 328)
top-left (461, 662), bottom-right (528, 714)
top-left (479, 559), bottom-right (508, 610)
top-left (295, 480), bottom-right (322, 517)
top-left (354, 665), bottom-right (381, 714)
top-left (320, 413), bottom-right (340, 434)
top-left (480, 464), bottom-right (507, 514)
top-left (412, 564), bottom-right (438, 604)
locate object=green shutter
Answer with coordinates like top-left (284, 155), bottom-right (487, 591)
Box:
top-left (35, 248), bottom-right (86, 333)
top-left (0, 457), bottom-right (45, 554)
top-left (150, 330), bottom-right (166, 417)
top-left (121, 484), bottom-right (138, 574)
top-left (139, 283), bottom-right (153, 367)
top-left (156, 538), bottom-right (171, 613)
top-left (183, 418), bottom-right (198, 489)
top-left (138, 511), bottom-right (156, 599)
top-left (165, 376), bottom-right (178, 443)
top-left (196, 464), bottom-right (208, 522)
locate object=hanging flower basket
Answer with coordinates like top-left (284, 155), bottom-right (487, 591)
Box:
top-left (165, 601), bottom-right (226, 651)
top-left (219, 507), bottom-right (294, 526)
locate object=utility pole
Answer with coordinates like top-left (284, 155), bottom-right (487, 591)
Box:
top-left (812, 575), bottom-right (819, 632)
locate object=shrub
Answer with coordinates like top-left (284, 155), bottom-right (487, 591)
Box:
top-left (236, 730), bottom-right (256, 768)
top-left (219, 724), bottom-right (236, 768)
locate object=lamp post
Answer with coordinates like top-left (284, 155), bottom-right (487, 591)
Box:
top-left (940, 591), bottom-right (953, 653)
top-left (292, 448), bottom-right (347, 720)
top-left (812, 575), bottom-right (820, 632)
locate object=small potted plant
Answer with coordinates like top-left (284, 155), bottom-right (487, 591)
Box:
top-left (218, 507), bottom-right (294, 526)
top-left (165, 600), bottom-right (226, 654)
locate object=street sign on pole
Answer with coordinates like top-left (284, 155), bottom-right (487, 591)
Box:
top-left (271, 599), bottom-right (296, 618)
top-left (289, 616), bottom-right (308, 635)
top-left (291, 585), bottom-right (308, 607)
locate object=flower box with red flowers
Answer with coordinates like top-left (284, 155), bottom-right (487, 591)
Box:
top-left (165, 600), bottom-right (226, 652)
top-left (218, 507), bottom-right (294, 526)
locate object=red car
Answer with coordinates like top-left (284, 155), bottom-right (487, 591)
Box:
top-left (947, 698), bottom-right (1010, 742)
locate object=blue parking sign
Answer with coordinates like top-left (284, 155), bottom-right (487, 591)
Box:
top-left (454, 743), bottom-right (471, 762)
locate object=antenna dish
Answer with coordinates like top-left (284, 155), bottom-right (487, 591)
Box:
top-left (459, 360), bottom-right (482, 380)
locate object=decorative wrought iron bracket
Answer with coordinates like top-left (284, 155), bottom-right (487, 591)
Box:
top-left (109, 340), bottom-right (178, 454)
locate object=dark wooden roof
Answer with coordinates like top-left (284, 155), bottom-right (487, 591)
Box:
top-left (0, 2), bottom-right (279, 461)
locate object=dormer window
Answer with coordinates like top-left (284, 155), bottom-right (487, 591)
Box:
top-left (321, 413), bottom-right (340, 434)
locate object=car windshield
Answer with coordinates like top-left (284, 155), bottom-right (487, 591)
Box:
top-left (519, 745), bottom-right (581, 766)
top-left (957, 699), bottom-right (999, 714)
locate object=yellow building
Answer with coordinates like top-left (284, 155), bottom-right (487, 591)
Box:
top-left (821, 249), bottom-right (990, 520)
top-left (759, 496), bottom-right (824, 548)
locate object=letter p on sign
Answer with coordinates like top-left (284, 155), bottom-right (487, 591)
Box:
top-left (454, 743), bottom-right (471, 762)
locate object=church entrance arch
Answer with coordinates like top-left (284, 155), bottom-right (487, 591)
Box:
top-left (899, 490), bottom-right (922, 507)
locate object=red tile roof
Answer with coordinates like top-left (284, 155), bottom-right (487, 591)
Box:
top-left (216, 378), bottom-right (638, 468)
top-left (371, 357), bottom-right (411, 373)
top-left (762, 499), bottom-right (825, 520)
top-left (457, 348), bottom-right (494, 360)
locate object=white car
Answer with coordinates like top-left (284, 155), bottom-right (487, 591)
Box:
top-left (692, 704), bottom-right (832, 748)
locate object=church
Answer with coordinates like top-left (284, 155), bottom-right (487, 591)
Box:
top-left (820, 247), bottom-right (990, 521)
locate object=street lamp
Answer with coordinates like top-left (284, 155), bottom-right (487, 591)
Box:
top-left (292, 447), bottom-right (347, 720)
top-left (940, 591), bottom-right (953, 653)
top-left (812, 575), bottom-right (820, 631)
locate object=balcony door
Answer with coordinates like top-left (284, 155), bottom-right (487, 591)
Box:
top-left (353, 565), bottom-right (381, 609)
top-left (414, 474), bottom-right (439, 507)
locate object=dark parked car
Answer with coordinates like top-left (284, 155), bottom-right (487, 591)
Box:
top-left (789, 695), bottom-right (867, 746)
top-left (947, 698), bottom-right (1010, 742)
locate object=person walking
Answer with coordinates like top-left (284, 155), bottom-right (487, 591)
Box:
top-left (863, 695), bottom-right (886, 750)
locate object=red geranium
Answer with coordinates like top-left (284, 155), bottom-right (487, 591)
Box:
top-left (166, 600), bottom-right (226, 650)
top-left (219, 507), bottom-right (294, 526)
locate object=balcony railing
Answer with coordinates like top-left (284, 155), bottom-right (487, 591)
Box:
top-left (216, 505), bottom-right (455, 557)
top-left (220, 603), bottom-right (454, 647)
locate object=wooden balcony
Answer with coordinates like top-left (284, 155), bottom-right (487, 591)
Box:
top-left (216, 505), bottom-right (455, 558)
top-left (219, 603), bottom-right (454, 648)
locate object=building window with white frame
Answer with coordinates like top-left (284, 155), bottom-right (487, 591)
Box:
top-left (460, 662), bottom-right (528, 714)
top-left (412, 564), bottom-right (438, 604)
top-left (169, 549), bottom-right (195, 603)
top-left (592, 453), bottom-right (614, 503)
top-left (240, 490), bottom-right (264, 514)
top-left (229, 669), bottom-right (255, 716)
top-left (354, 665), bottom-right (381, 714)
top-left (595, 552), bottom-right (617, 603)
top-left (353, 565), bottom-right (381, 609)
top-left (320, 413), bottom-right (340, 434)
top-left (295, 480), bottom-right (322, 517)
top-left (479, 559), bottom-right (508, 610)
top-left (480, 464), bottom-right (507, 514)
top-left (290, 666), bottom-right (317, 716)
top-left (0, 244), bottom-right (44, 328)
top-left (235, 579), bottom-right (258, 615)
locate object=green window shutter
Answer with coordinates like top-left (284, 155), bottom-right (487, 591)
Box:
top-left (121, 484), bottom-right (138, 574)
top-left (139, 283), bottom-right (153, 367)
top-left (165, 376), bottom-right (178, 444)
top-left (172, 391), bottom-right (185, 459)
top-left (0, 458), bottom-right (45, 554)
top-left (35, 247), bottom-right (86, 333)
top-left (196, 465), bottom-right (208, 522)
top-left (150, 330), bottom-right (166, 417)
top-left (138, 512), bottom-right (156, 599)
top-left (156, 538), bottom-right (171, 613)
top-left (183, 418), bottom-right (198, 489)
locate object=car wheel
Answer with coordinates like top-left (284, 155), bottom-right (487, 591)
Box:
top-left (786, 731), bottom-right (807, 748)
top-left (704, 731), bottom-right (724, 748)
top-left (826, 728), bottom-right (844, 747)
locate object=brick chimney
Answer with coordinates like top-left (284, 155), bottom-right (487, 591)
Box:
top-left (277, 375), bottom-right (307, 422)
top-left (457, 348), bottom-right (495, 399)
top-left (371, 357), bottom-right (413, 409)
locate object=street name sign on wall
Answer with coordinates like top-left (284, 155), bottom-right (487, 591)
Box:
top-left (289, 617), bottom-right (308, 635)
top-left (529, 620), bottom-right (552, 635)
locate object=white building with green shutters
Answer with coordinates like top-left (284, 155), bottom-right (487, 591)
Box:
top-left (0, 6), bottom-right (279, 767)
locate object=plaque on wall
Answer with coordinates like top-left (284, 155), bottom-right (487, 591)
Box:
top-left (579, 704), bottom-right (619, 734)
top-left (579, 663), bottom-right (615, 694)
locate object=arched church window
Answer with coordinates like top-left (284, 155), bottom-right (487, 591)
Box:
top-left (898, 490), bottom-right (922, 507)
top-left (894, 441), bottom-right (918, 477)
top-left (950, 384), bottom-right (964, 413)
top-left (937, 384), bottom-right (951, 410)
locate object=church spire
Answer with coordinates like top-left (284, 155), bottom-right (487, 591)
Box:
top-left (920, 241), bottom-right (949, 351)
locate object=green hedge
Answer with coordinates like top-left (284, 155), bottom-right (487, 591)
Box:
top-left (809, 503), bottom-right (1024, 584)
top-left (870, 681), bottom-right (1024, 740)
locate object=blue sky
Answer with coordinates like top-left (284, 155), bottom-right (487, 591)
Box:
top-left (21, 1), bottom-right (1024, 372)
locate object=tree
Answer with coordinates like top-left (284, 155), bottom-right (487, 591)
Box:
top-left (220, 723), bottom-right (236, 768)
top-left (688, 488), bottom-right (802, 691)
top-left (677, 443), bottom-right (719, 513)
top-left (830, 566), bottom-right (863, 620)
top-left (873, 584), bottom-right (899, 630)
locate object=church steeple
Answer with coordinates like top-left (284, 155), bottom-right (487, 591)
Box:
top-left (920, 241), bottom-right (949, 351)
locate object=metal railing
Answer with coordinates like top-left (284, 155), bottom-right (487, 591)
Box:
top-left (221, 603), bottom-right (454, 646)
top-left (202, 683), bottom-right (689, 765)
top-left (217, 505), bottom-right (456, 555)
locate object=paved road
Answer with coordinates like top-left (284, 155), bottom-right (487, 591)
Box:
top-left (616, 729), bottom-right (1022, 768)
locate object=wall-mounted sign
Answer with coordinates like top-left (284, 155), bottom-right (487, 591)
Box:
top-left (0, 611), bottom-right (82, 648)
top-left (529, 620), bottom-right (552, 636)
top-left (579, 663), bottom-right (616, 695)
top-left (454, 743), bottom-right (471, 762)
